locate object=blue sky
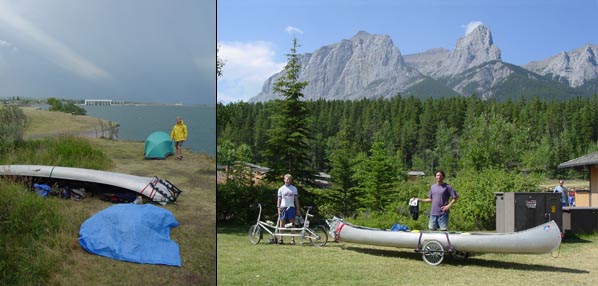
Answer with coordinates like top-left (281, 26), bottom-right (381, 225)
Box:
top-left (0, 0), bottom-right (215, 105)
top-left (217, 0), bottom-right (598, 103)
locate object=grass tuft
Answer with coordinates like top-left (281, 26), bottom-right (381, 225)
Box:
top-left (1, 136), bottom-right (112, 170)
top-left (0, 181), bottom-right (76, 286)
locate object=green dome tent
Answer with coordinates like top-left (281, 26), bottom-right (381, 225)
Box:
top-left (144, 131), bottom-right (174, 159)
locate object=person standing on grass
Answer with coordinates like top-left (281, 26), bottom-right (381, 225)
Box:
top-left (170, 116), bottom-right (188, 160)
top-left (277, 174), bottom-right (301, 245)
top-left (553, 180), bottom-right (569, 207)
top-left (418, 170), bottom-right (458, 231)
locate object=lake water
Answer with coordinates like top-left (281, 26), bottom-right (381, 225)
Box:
top-left (83, 105), bottom-right (215, 156)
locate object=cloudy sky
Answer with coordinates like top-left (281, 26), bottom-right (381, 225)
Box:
top-left (217, 0), bottom-right (598, 103)
top-left (0, 0), bottom-right (215, 105)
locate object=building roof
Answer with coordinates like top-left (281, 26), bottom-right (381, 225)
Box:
top-left (558, 152), bottom-right (598, 168)
top-left (243, 162), bottom-right (270, 173)
top-left (407, 171), bottom-right (425, 176)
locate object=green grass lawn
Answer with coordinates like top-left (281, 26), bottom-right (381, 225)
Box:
top-left (218, 225), bottom-right (598, 286)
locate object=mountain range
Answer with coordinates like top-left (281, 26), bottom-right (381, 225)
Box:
top-left (249, 25), bottom-right (598, 102)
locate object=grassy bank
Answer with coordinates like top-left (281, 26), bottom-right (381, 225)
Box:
top-left (2, 108), bottom-right (216, 285)
top-left (21, 107), bottom-right (117, 139)
top-left (218, 225), bottom-right (598, 286)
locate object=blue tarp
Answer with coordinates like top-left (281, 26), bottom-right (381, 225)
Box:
top-left (390, 223), bottom-right (410, 232)
top-left (79, 204), bottom-right (181, 266)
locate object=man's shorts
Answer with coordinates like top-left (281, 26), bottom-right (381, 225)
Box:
top-left (175, 140), bottom-right (184, 147)
top-left (428, 213), bottom-right (449, 231)
top-left (280, 207), bottom-right (296, 221)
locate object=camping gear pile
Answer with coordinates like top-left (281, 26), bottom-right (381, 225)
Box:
top-left (33, 183), bottom-right (88, 201)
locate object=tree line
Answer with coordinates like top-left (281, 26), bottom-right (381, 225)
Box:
top-left (218, 94), bottom-right (598, 179)
top-left (218, 95), bottom-right (598, 229)
top-left (47, 98), bottom-right (87, 115)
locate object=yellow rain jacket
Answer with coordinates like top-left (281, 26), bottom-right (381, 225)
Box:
top-left (171, 120), bottom-right (188, 142)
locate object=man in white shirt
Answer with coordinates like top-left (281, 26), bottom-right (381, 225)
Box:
top-left (277, 174), bottom-right (302, 245)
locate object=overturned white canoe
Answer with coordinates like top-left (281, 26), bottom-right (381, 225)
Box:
top-left (328, 218), bottom-right (561, 255)
top-left (0, 165), bottom-right (181, 204)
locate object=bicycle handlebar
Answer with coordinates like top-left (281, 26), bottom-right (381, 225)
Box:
top-left (253, 203), bottom-right (317, 210)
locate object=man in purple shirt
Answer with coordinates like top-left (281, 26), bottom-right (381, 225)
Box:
top-left (419, 170), bottom-right (458, 231)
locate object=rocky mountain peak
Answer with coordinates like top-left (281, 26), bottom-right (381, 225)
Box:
top-left (524, 44), bottom-right (598, 87)
top-left (352, 30), bottom-right (374, 39)
top-left (447, 24), bottom-right (501, 75)
top-left (404, 24), bottom-right (501, 78)
top-left (456, 24), bottom-right (495, 50)
top-left (249, 31), bottom-right (422, 102)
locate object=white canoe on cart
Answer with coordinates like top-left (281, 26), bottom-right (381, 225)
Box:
top-left (327, 217), bottom-right (561, 265)
top-left (0, 165), bottom-right (181, 204)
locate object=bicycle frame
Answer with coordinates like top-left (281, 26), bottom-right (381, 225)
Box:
top-left (249, 203), bottom-right (327, 246)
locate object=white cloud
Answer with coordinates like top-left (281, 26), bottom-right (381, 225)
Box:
top-left (217, 41), bottom-right (285, 103)
top-left (285, 26), bottom-right (304, 35)
top-left (0, 2), bottom-right (110, 80)
top-left (0, 39), bottom-right (16, 51)
top-left (463, 21), bottom-right (483, 36)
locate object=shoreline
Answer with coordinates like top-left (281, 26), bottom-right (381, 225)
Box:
top-left (80, 102), bottom-right (215, 108)
top-left (21, 105), bottom-right (215, 157)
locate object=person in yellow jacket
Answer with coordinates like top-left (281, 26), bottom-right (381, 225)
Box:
top-left (170, 116), bottom-right (188, 160)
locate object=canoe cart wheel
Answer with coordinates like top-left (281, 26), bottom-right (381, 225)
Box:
top-left (422, 240), bottom-right (444, 266)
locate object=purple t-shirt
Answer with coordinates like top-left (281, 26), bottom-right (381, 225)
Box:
top-left (428, 183), bottom-right (458, 216)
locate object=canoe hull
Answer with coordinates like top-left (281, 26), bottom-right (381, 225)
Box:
top-left (328, 218), bottom-right (561, 254)
top-left (0, 165), bottom-right (181, 204)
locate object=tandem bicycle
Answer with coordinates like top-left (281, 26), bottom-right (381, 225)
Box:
top-left (248, 203), bottom-right (328, 247)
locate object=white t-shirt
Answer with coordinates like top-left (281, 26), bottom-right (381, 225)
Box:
top-left (278, 184), bottom-right (298, 208)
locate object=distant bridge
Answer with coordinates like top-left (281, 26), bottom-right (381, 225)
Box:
top-left (84, 99), bottom-right (125, 106)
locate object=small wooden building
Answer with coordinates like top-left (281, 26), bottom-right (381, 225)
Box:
top-left (558, 152), bottom-right (598, 207)
top-left (407, 171), bottom-right (425, 181)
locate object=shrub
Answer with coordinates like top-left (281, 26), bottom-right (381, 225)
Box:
top-left (450, 168), bottom-right (542, 230)
top-left (0, 106), bottom-right (27, 152)
top-left (47, 98), bottom-right (86, 115)
top-left (217, 183), bottom-right (277, 224)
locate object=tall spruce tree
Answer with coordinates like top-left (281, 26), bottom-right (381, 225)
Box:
top-left (352, 133), bottom-right (399, 211)
top-left (264, 37), bottom-right (313, 185)
top-left (327, 119), bottom-right (359, 217)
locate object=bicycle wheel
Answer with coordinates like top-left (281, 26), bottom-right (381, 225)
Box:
top-left (422, 240), bottom-right (444, 266)
top-left (308, 225), bottom-right (328, 247)
top-left (248, 224), bottom-right (262, 245)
